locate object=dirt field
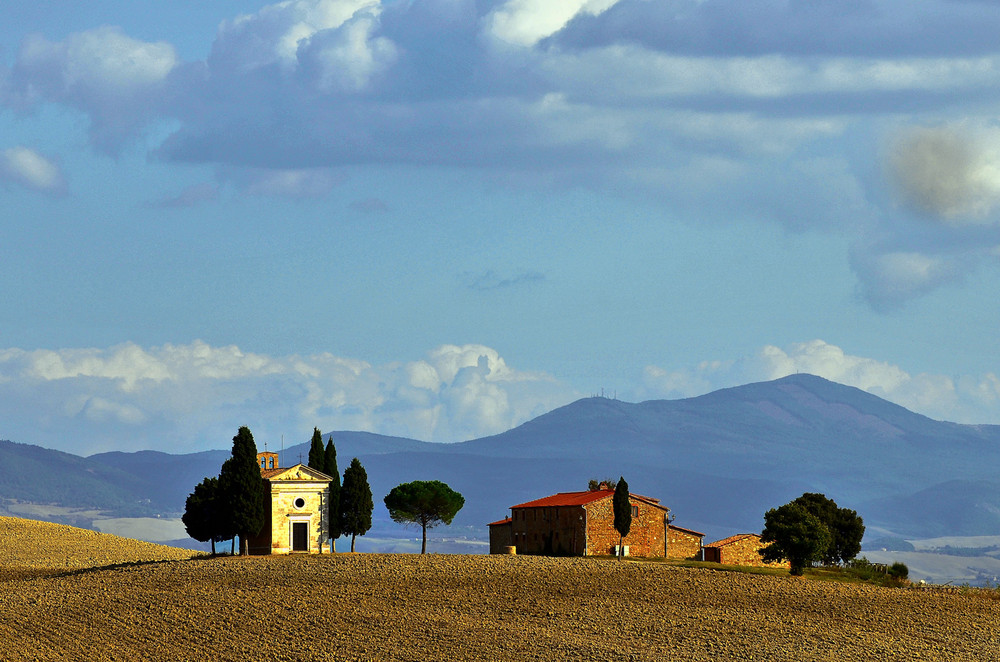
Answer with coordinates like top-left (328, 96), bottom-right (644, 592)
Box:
top-left (1, 517), bottom-right (998, 661)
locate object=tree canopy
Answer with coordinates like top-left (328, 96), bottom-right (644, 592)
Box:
top-left (218, 426), bottom-right (266, 555)
top-left (340, 457), bottom-right (373, 553)
top-left (760, 502), bottom-right (832, 575)
top-left (587, 478), bottom-right (617, 491)
top-left (791, 492), bottom-right (865, 565)
top-left (181, 476), bottom-right (230, 555)
top-left (612, 476), bottom-right (631, 558)
top-left (383, 480), bottom-right (465, 554)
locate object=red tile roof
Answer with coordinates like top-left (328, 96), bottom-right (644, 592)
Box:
top-left (511, 489), bottom-right (613, 509)
top-left (488, 517), bottom-right (512, 527)
top-left (705, 533), bottom-right (761, 548)
top-left (511, 489), bottom-right (666, 510)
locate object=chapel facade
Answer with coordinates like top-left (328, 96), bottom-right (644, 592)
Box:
top-left (247, 452), bottom-right (332, 555)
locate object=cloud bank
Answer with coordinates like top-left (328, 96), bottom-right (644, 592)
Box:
top-left (5, 0), bottom-right (1000, 305)
top-left (3, 338), bottom-right (999, 457)
top-left (0, 341), bottom-right (576, 455)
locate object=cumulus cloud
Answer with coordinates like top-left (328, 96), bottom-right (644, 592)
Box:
top-left (7, 26), bottom-right (178, 152)
top-left (486, 0), bottom-right (621, 47)
top-left (0, 341), bottom-right (577, 455)
top-left (642, 339), bottom-right (1000, 425)
top-left (0, 146), bottom-right (67, 194)
top-left (890, 126), bottom-right (1000, 223)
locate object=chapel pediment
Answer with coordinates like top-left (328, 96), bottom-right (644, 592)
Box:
top-left (262, 463), bottom-right (332, 482)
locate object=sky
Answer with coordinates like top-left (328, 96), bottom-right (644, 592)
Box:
top-left (4, 0), bottom-right (1000, 456)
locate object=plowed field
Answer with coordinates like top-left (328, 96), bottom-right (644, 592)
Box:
top-left (1, 517), bottom-right (998, 661)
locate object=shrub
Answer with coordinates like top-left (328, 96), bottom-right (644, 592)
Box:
top-left (888, 562), bottom-right (909, 580)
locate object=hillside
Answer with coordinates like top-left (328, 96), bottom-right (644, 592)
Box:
top-left (0, 516), bottom-right (193, 580)
top-left (0, 518), bottom-right (997, 661)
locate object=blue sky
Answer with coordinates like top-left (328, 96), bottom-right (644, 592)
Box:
top-left (4, 0), bottom-right (1000, 455)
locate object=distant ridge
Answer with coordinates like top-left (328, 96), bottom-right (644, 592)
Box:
top-left (3, 374), bottom-right (1000, 548)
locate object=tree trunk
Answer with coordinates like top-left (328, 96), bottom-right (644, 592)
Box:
top-left (421, 524), bottom-right (427, 554)
top-left (330, 538), bottom-right (336, 554)
top-left (231, 537), bottom-right (235, 555)
top-left (618, 533), bottom-right (623, 560)
top-left (210, 539), bottom-right (216, 555)
top-left (351, 533), bottom-right (357, 553)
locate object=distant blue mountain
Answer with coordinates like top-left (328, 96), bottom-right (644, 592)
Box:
top-left (4, 374), bottom-right (1000, 542)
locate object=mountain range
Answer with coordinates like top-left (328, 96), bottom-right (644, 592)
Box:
top-left (3, 374), bottom-right (1000, 580)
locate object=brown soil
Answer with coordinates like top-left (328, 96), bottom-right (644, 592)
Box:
top-left (1, 517), bottom-right (998, 661)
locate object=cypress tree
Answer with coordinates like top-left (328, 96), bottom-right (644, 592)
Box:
top-left (324, 437), bottom-right (341, 552)
top-left (308, 427), bottom-right (325, 470)
top-left (340, 457), bottom-right (373, 552)
top-left (218, 426), bottom-right (266, 555)
top-left (612, 476), bottom-right (631, 559)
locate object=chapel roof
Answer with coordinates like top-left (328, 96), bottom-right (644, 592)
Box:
top-left (259, 463), bottom-right (332, 482)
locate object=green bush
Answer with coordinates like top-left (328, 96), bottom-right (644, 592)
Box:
top-left (888, 562), bottom-right (909, 580)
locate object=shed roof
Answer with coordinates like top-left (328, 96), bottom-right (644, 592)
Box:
top-left (488, 517), bottom-right (512, 527)
top-left (669, 524), bottom-right (706, 538)
top-left (704, 533), bottom-right (762, 549)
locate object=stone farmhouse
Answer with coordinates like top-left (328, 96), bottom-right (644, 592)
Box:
top-left (703, 533), bottom-right (790, 569)
top-left (488, 486), bottom-right (703, 558)
top-left (247, 451), bottom-right (332, 555)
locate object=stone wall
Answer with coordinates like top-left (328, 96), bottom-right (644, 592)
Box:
top-left (510, 506), bottom-right (587, 556)
top-left (489, 520), bottom-right (512, 553)
top-left (584, 496), bottom-right (668, 558)
top-left (666, 526), bottom-right (703, 560)
top-left (705, 534), bottom-right (790, 569)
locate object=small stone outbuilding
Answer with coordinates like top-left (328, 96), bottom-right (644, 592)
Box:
top-left (489, 487), bottom-right (702, 558)
top-left (247, 452), bottom-right (332, 555)
top-left (702, 533), bottom-right (790, 569)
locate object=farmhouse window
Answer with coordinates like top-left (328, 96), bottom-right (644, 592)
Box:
top-left (631, 505), bottom-right (639, 517)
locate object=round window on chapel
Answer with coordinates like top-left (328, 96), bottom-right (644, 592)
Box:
top-left (294, 497), bottom-right (306, 509)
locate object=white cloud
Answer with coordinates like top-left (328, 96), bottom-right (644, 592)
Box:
top-left (642, 339), bottom-right (1000, 425)
top-left (0, 146), bottom-right (66, 194)
top-left (8, 26), bottom-right (177, 152)
top-left (0, 341), bottom-right (577, 455)
top-left (209, 0), bottom-right (395, 91)
top-left (486, 0), bottom-right (621, 47)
